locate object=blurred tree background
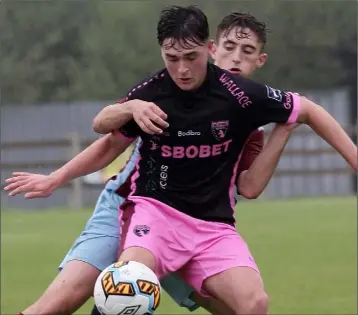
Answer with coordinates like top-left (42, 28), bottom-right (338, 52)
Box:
top-left (1, 0), bottom-right (356, 105)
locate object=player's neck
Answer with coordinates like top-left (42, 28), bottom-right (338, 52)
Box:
top-left (194, 63), bottom-right (209, 90)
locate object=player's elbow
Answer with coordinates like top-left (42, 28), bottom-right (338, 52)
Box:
top-left (93, 118), bottom-right (101, 133)
top-left (297, 97), bottom-right (323, 125)
top-left (239, 187), bottom-right (261, 199)
top-left (93, 115), bottom-right (109, 134)
top-left (237, 172), bottom-right (262, 199)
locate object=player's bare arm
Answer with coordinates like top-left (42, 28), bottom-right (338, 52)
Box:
top-left (4, 133), bottom-right (131, 198)
top-left (93, 100), bottom-right (168, 135)
top-left (230, 73), bottom-right (356, 174)
top-left (93, 102), bottom-right (133, 134)
top-left (237, 123), bottom-right (298, 199)
top-left (297, 97), bottom-right (357, 171)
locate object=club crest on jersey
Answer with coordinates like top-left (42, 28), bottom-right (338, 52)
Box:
top-left (134, 225), bottom-right (150, 237)
top-left (211, 121), bottom-right (229, 141)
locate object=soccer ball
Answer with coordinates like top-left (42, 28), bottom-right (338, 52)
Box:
top-left (94, 261), bottom-right (161, 315)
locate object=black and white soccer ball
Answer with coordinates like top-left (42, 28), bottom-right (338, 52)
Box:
top-left (94, 261), bottom-right (161, 315)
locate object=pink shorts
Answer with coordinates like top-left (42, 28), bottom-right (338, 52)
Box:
top-left (119, 196), bottom-right (259, 297)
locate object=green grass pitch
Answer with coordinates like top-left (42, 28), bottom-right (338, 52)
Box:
top-left (1, 197), bottom-right (356, 314)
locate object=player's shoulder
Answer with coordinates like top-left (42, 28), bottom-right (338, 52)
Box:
top-left (125, 68), bottom-right (168, 101)
top-left (210, 64), bottom-right (258, 108)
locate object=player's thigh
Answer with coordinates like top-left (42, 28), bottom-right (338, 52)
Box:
top-left (119, 202), bottom-right (156, 271)
top-left (204, 267), bottom-right (267, 314)
top-left (83, 188), bottom-right (123, 237)
top-left (199, 232), bottom-right (267, 314)
top-left (24, 260), bottom-right (100, 315)
top-left (160, 273), bottom-right (235, 315)
top-left (24, 190), bottom-right (123, 314)
top-left (119, 201), bottom-right (190, 278)
top-left (60, 234), bottom-right (119, 275)
top-left (119, 246), bottom-right (157, 272)
top-left (183, 227), bottom-right (267, 313)
top-left (59, 189), bottom-right (122, 271)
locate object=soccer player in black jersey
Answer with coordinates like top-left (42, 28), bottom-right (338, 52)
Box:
top-left (93, 5), bottom-right (356, 315)
top-left (7, 11), bottom-right (304, 315)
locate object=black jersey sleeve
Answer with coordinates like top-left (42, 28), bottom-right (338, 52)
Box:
top-left (220, 71), bottom-right (300, 127)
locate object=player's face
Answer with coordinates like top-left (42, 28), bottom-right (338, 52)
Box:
top-left (210, 27), bottom-right (267, 78)
top-left (161, 38), bottom-right (211, 91)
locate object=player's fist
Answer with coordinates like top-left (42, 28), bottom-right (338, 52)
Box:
top-left (130, 100), bottom-right (169, 134)
top-left (4, 172), bottom-right (60, 199)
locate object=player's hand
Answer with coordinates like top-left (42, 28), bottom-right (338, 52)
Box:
top-left (130, 100), bottom-right (169, 134)
top-left (4, 172), bottom-right (61, 198)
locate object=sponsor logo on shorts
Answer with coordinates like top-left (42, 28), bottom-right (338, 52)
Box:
top-left (133, 225), bottom-right (150, 237)
top-left (211, 121), bottom-right (229, 141)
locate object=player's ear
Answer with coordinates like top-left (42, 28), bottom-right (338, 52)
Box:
top-left (209, 39), bottom-right (217, 61)
top-left (256, 52), bottom-right (267, 68)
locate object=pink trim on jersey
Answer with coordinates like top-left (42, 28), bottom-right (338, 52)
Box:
top-left (113, 130), bottom-right (136, 144)
top-left (128, 142), bottom-right (143, 197)
top-left (287, 92), bottom-right (301, 123)
top-left (229, 151), bottom-right (243, 209)
top-left (124, 72), bottom-right (166, 101)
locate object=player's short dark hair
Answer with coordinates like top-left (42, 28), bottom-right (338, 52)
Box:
top-left (216, 12), bottom-right (268, 49)
top-left (157, 5), bottom-right (209, 49)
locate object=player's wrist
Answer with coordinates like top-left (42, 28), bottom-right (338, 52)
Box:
top-left (123, 100), bottom-right (136, 118)
top-left (49, 170), bottom-right (67, 188)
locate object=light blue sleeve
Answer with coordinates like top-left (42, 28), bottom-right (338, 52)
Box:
top-left (105, 138), bottom-right (142, 191)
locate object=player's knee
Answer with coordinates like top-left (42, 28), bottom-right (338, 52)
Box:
top-left (228, 289), bottom-right (268, 315)
top-left (245, 290), bottom-right (269, 315)
top-left (119, 246), bottom-right (156, 272)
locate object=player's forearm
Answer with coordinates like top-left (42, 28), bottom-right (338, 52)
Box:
top-left (298, 98), bottom-right (357, 171)
top-left (93, 101), bottom-right (134, 134)
top-left (50, 135), bottom-right (126, 187)
top-left (237, 125), bottom-right (292, 199)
